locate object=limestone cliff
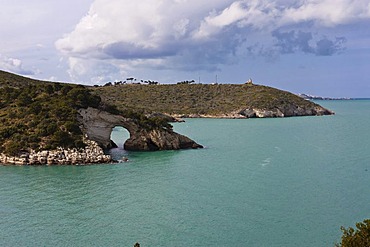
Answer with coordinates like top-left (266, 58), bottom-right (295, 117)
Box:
top-left (0, 139), bottom-right (111, 166)
top-left (237, 104), bottom-right (334, 118)
top-left (78, 107), bottom-right (203, 151)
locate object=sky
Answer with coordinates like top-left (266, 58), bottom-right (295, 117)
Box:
top-left (1, 0), bottom-right (370, 97)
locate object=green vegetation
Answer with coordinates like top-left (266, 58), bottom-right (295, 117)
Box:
top-left (93, 83), bottom-right (321, 115)
top-left (335, 219), bottom-right (370, 247)
top-left (0, 71), bottom-right (101, 155)
top-left (0, 70), bottom-right (169, 156)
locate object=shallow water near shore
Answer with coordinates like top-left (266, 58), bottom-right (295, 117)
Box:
top-left (1, 100), bottom-right (370, 246)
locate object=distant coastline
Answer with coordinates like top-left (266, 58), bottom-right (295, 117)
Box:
top-left (352, 98), bottom-right (370, 100)
top-left (298, 93), bottom-right (352, 101)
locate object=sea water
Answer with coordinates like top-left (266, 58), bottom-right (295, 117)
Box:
top-left (1, 100), bottom-right (370, 246)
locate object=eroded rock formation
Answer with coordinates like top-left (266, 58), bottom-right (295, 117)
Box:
top-left (78, 107), bottom-right (203, 151)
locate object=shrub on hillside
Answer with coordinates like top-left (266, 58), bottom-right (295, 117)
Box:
top-left (335, 219), bottom-right (370, 247)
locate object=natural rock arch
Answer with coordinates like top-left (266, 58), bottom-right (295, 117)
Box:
top-left (110, 126), bottom-right (130, 149)
top-left (78, 108), bottom-right (202, 151)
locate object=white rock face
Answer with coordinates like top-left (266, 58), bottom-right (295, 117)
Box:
top-left (78, 108), bottom-right (137, 149)
top-left (254, 109), bottom-right (285, 118)
top-left (0, 139), bottom-right (112, 166)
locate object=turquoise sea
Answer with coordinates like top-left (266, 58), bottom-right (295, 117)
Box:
top-left (1, 100), bottom-right (370, 246)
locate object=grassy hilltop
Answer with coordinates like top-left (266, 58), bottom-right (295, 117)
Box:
top-left (93, 82), bottom-right (327, 116)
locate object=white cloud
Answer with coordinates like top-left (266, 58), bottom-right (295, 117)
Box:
top-left (281, 0), bottom-right (370, 27)
top-left (0, 0), bottom-right (94, 52)
top-left (194, 1), bottom-right (248, 39)
top-left (56, 0), bottom-right (370, 82)
top-left (0, 54), bottom-right (35, 75)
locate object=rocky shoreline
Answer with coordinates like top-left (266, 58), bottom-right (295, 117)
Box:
top-left (0, 107), bottom-right (204, 166)
top-left (0, 139), bottom-right (113, 166)
top-left (171, 105), bottom-right (334, 119)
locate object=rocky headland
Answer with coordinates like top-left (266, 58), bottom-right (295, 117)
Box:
top-left (0, 106), bottom-right (202, 166)
top-left (0, 70), bottom-right (202, 166)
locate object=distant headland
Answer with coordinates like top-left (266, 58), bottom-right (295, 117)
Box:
top-left (0, 70), bottom-right (333, 165)
top-left (93, 79), bottom-right (334, 119)
top-left (298, 93), bottom-right (352, 101)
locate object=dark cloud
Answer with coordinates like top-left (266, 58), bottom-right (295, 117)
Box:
top-left (272, 30), bottom-right (313, 54)
top-left (272, 30), bottom-right (346, 56)
top-left (103, 42), bottom-right (178, 60)
top-left (101, 24), bottom-right (246, 72)
top-left (315, 37), bottom-right (346, 56)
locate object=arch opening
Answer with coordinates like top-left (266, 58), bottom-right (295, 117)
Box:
top-left (110, 126), bottom-right (130, 149)
top-left (109, 126), bottom-right (131, 161)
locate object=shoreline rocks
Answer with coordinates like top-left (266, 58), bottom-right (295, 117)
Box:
top-left (0, 139), bottom-right (112, 166)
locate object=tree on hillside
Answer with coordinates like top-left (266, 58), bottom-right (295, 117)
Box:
top-left (177, 80), bottom-right (195, 84)
top-left (126, 77), bottom-right (135, 83)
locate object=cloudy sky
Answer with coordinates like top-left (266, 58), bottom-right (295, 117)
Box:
top-left (1, 0), bottom-right (369, 97)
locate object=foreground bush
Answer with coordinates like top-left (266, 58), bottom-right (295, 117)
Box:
top-left (335, 219), bottom-right (370, 247)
